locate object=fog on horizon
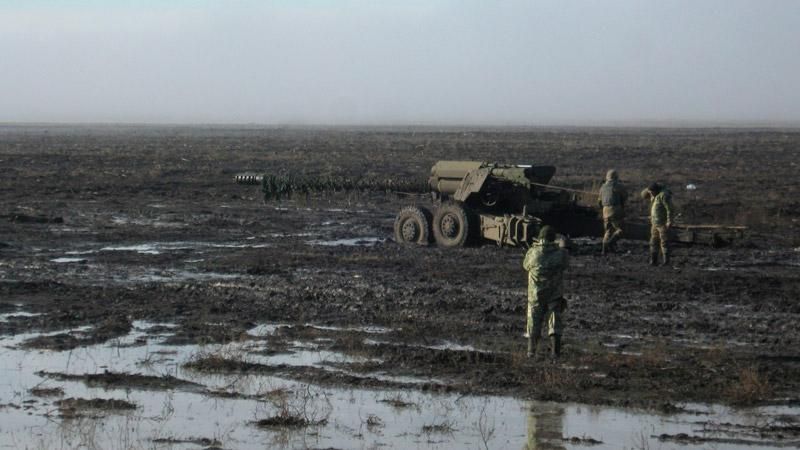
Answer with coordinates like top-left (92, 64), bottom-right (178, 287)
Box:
top-left (1, 0), bottom-right (799, 126)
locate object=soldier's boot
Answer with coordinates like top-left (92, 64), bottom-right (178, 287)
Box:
top-left (649, 248), bottom-right (658, 266)
top-left (661, 249), bottom-right (670, 266)
top-left (527, 336), bottom-right (539, 358)
top-left (550, 335), bottom-right (561, 359)
top-left (601, 242), bottom-right (608, 256)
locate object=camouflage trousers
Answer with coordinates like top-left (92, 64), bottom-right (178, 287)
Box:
top-left (602, 217), bottom-right (624, 248)
top-left (527, 297), bottom-right (563, 338)
top-left (602, 206), bottom-right (624, 249)
top-left (649, 224), bottom-right (669, 256)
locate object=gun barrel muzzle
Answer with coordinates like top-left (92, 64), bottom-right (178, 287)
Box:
top-left (234, 174), bottom-right (264, 185)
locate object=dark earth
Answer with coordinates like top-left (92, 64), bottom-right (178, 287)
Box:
top-left (1, 125), bottom-right (799, 414)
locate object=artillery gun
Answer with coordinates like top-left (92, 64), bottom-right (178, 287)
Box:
top-left (235, 160), bottom-right (596, 247)
top-left (394, 161), bottom-right (595, 247)
top-left (235, 160), bottom-right (745, 248)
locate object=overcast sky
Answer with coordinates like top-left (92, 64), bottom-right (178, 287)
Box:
top-left (1, 0), bottom-right (798, 126)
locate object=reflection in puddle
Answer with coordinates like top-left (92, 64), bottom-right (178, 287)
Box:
top-left (0, 324), bottom-right (797, 449)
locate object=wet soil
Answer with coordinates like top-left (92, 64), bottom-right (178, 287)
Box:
top-left (1, 125), bottom-right (799, 412)
top-left (55, 397), bottom-right (137, 412)
top-left (36, 370), bottom-right (204, 391)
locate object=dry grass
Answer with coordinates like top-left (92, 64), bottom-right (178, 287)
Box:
top-left (724, 367), bottom-right (772, 405)
top-left (55, 397), bottom-right (137, 416)
top-left (422, 420), bottom-right (456, 434)
top-left (379, 394), bottom-right (418, 409)
top-left (538, 366), bottom-right (573, 389)
top-left (256, 383), bottom-right (331, 430)
top-left (639, 340), bottom-right (670, 367)
top-left (700, 342), bottom-right (728, 368)
top-left (184, 346), bottom-right (265, 372)
top-left (508, 350), bottom-right (529, 372)
top-left (254, 413), bottom-right (311, 428)
top-left (29, 386), bottom-right (65, 397)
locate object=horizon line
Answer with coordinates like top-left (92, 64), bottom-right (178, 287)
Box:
top-left (2, 120), bottom-right (800, 131)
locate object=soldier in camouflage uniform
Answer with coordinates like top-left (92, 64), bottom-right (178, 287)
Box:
top-left (597, 169), bottom-right (628, 255)
top-left (523, 226), bottom-right (569, 359)
top-left (641, 183), bottom-right (674, 266)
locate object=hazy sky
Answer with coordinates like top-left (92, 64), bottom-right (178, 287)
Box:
top-left (1, 0), bottom-right (798, 125)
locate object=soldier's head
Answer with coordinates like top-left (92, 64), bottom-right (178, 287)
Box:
top-left (605, 169), bottom-right (618, 181)
top-left (538, 225), bottom-right (556, 242)
top-left (648, 182), bottom-right (661, 194)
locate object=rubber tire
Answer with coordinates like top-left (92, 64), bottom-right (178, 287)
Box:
top-left (432, 202), bottom-right (473, 248)
top-left (394, 205), bottom-right (432, 245)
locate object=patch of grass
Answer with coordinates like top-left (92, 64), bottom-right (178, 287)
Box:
top-left (700, 342), bottom-right (728, 368)
top-left (422, 420), bottom-right (456, 434)
top-left (379, 394), bottom-right (417, 409)
top-left (538, 366), bottom-right (572, 389)
top-left (29, 386), bottom-right (65, 397)
top-left (639, 341), bottom-right (669, 367)
top-left (724, 367), bottom-right (772, 405)
top-left (256, 383), bottom-right (332, 430)
top-left (366, 414), bottom-right (383, 429)
top-left (184, 347), bottom-right (266, 372)
top-left (152, 437), bottom-right (222, 447)
top-left (254, 413), bottom-right (312, 428)
top-left (508, 350), bottom-right (529, 372)
top-left (56, 397), bottom-right (137, 413)
top-left (261, 387), bottom-right (292, 402)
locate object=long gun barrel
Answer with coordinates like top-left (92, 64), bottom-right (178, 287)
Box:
top-left (234, 172), bottom-right (429, 200)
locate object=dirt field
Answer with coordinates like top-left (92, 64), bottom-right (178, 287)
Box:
top-left (1, 125), bottom-right (799, 447)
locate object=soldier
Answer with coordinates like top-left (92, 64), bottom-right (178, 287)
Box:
top-left (641, 182), bottom-right (674, 266)
top-left (523, 226), bottom-right (569, 359)
top-left (597, 169), bottom-right (628, 255)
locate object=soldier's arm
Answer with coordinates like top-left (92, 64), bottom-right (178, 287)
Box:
top-left (663, 193), bottom-right (674, 226)
top-left (523, 248), bottom-right (538, 272)
top-left (620, 185), bottom-right (628, 206)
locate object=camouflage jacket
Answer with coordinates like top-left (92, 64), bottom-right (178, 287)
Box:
top-left (598, 179), bottom-right (628, 208)
top-left (523, 241), bottom-right (568, 303)
top-left (649, 190), bottom-right (673, 226)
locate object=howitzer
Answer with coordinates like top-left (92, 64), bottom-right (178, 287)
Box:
top-left (235, 161), bottom-right (746, 248)
top-left (394, 161), bottom-right (596, 247)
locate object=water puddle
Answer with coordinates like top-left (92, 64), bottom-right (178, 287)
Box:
top-left (0, 311), bottom-right (43, 322)
top-left (248, 323), bottom-right (395, 337)
top-left (119, 269), bottom-right (241, 283)
top-left (306, 237), bottom-right (385, 247)
top-left (269, 232), bottom-right (316, 238)
top-left (100, 241), bottom-right (271, 254)
top-left (0, 324), bottom-right (796, 449)
top-left (364, 338), bottom-right (485, 353)
top-left (110, 214), bottom-right (186, 229)
top-left (50, 257), bottom-right (88, 263)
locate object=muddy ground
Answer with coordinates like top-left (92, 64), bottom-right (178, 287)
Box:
top-left (1, 124), bottom-right (799, 415)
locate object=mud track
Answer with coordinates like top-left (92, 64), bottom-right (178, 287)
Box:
top-left (1, 125), bottom-right (799, 410)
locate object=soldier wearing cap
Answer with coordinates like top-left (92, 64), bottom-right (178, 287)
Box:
top-left (523, 226), bottom-right (569, 359)
top-left (641, 182), bottom-right (674, 266)
top-left (597, 169), bottom-right (628, 255)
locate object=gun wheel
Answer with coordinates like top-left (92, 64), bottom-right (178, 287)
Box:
top-left (432, 202), bottom-right (473, 248)
top-left (394, 206), bottom-right (432, 245)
